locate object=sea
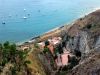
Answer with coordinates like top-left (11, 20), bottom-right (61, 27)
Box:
top-left (0, 0), bottom-right (100, 43)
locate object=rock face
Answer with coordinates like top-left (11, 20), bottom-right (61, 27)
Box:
top-left (67, 48), bottom-right (100, 75)
top-left (34, 10), bottom-right (100, 75)
top-left (62, 10), bottom-right (100, 56)
top-left (61, 10), bottom-right (100, 75)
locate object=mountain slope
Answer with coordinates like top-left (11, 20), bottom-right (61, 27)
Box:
top-left (61, 10), bottom-right (100, 75)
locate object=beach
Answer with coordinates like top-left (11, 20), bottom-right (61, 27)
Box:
top-left (17, 8), bottom-right (100, 46)
top-left (1, 0), bottom-right (100, 43)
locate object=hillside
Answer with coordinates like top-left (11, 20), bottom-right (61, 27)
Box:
top-left (35, 9), bottom-right (100, 75)
top-left (24, 9), bottom-right (100, 75)
top-left (67, 48), bottom-right (100, 75)
top-left (61, 10), bottom-right (100, 75)
top-left (2, 9), bottom-right (100, 75)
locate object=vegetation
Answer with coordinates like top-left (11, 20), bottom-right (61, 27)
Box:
top-left (34, 43), bottom-right (39, 48)
top-left (0, 41), bottom-right (31, 75)
top-left (43, 46), bottom-right (49, 53)
top-left (45, 41), bottom-right (50, 46)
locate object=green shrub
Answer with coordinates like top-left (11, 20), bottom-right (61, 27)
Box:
top-left (0, 41), bottom-right (31, 74)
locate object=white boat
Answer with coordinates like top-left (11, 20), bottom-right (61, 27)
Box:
top-left (23, 16), bottom-right (27, 19)
top-left (24, 9), bottom-right (26, 11)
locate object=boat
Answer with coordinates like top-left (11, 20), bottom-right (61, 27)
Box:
top-left (23, 16), bottom-right (27, 19)
top-left (2, 21), bottom-right (6, 24)
top-left (24, 9), bottom-right (26, 11)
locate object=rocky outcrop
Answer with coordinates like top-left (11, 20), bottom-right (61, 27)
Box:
top-left (24, 10), bottom-right (100, 75)
top-left (36, 10), bottom-right (100, 75)
top-left (66, 48), bottom-right (100, 75)
top-left (60, 10), bottom-right (100, 75)
top-left (62, 10), bottom-right (100, 56)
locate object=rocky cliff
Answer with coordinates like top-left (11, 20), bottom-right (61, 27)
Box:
top-left (67, 48), bottom-right (100, 75)
top-left (60, 10), bottom-right (100, 75)
top-left (62, 9), bottom-right (100, 55)
top-left (18, 10), bottom-right (100, 75)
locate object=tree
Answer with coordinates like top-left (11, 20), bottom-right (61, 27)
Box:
top-left (3, 41), bottom-right (10, 49)
top-left (45, 41), bottom-right (50, 46)
top-left (0, 43), bottom-right (3, 65)
top-left (0, 41), bottom-right (31, 75)
top-left (43, 46), bottom-right (49, 53)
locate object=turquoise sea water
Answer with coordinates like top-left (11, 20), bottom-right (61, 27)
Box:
top-left (0, 0), bottom-right (100, 43)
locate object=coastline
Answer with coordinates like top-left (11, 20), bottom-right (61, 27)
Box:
top-left (16, 25), bottom-right (66, 46)
top-left (78, 7), bottom-right (100, 18)
top-left (17, 8), bottom-right (100, 46)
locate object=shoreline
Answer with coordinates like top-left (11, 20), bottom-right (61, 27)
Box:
top-left (16, 25), bottom-right (65, 46)
top-left (78, 7), bottom-right (100, 18)
top-left (17, 8), bottom-right (100, 46)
